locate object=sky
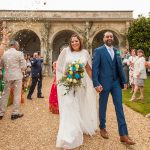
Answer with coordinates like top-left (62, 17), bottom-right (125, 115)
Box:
top-left (0, 0), bottom-right (150, 18)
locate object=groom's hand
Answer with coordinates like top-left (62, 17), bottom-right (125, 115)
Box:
top-left (95, 85), bottom-right (103, 93)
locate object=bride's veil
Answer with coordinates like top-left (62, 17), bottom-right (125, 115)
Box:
top-left (80, 50), bottom-right (98, 135)
top-left (56, 47), bottom-right (68, 113)
top-left (56, 47), bottom-right (97, 135)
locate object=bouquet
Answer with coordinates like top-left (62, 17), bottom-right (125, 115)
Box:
top-left (58, 60), bottom-right (85, 95)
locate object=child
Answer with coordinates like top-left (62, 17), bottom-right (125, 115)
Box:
top-left (49, 61), bottom-right (59, 114)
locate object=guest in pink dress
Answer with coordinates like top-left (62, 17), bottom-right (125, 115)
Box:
top-left (49, 61), bottom-right (59, 114)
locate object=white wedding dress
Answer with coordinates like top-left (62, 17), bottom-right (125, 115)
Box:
top-left (56, 47), bottom-right (97, 149)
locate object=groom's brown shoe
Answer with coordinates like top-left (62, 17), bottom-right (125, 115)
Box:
top-left (11, 114), bottom-right (24, 120)
top-left (0, 116), bottom-right (3, 120)
top-left (100, 129), bottom-right (109, 139)
top-left (120, 135), bottom-right (136, 145)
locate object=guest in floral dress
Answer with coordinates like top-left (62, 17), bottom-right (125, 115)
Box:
top-left (127, 49), bottom-right (138, 93)
top-left (49, 61), bottom-right (59, 114)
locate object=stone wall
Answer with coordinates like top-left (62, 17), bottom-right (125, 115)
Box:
top-left (0, 10), bottom-right (133, 75)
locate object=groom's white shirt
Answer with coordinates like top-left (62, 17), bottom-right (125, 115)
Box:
top-left (104, 44), bottom-right (114, 60)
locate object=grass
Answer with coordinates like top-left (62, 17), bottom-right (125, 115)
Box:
top-left (122, 76), bottom-right (150, 116)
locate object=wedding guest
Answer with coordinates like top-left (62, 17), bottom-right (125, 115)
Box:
top-left (92, 31), bottom-right (135, 145)
top-left (148, 56), bottom-right (150, 74)
top-left (145, 58), bottom-right (150, 69)
top-left (49, 61), bottom-right (59, 114)
top-left (26, 54), bottom-right (32, 88)
top-left (56, 34), bottom-right (97, 149)
top-left (0, 28), bottom-right (10, 57)
top-left (27, 52), bottom-right (44, 100)
top-left (23, 54), bottom-right (31, 91)
top-left (145, 61), bottom-right (150, 118)
top-left (131, 49), bottom-right (147, 101)
top-left (127, 49), bottom-right (138, 93)
top-left (0, 40), bottom-right (26, 120)
top-left (26, 54), bottom-right (32, 74)
top-left (121, 48), bottom-right (130, 85)
top-left (0, 29), bottom-right (12, 105)
top-left (0, 28), bottom-right (10, 92)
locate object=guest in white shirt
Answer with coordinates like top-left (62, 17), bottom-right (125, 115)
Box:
top-left (0, 40), bottom-right (26, 120)
top-left (130, 49), bottom-right (147, 101)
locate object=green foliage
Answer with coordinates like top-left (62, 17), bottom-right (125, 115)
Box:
top-left (123, 76), bottom-right (150, 115)
top-left (127, 16), bottom-right (150, 57)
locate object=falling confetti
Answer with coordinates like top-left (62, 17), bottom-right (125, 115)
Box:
top-left (43, 0), bottom-right (47, 5)
top-left (34, 0), bottom-right (41, 4)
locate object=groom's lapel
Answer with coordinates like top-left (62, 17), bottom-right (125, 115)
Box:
top-left (103, 45), bottom-right (113, 67)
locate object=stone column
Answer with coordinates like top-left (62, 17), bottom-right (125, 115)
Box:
top-left (72, 22), bottom-right (92, 54)
top-left (85, 21), bottom-right (89, 50)
top-left (2, 21), bottom-right (7, 28)
top-left (41, 22), bottom-right (52, 76)
top-left (47, 41), bottom-right (53, 76)
top-left (85, 21), bottom-right (93, 54)
top-left (1, 21), bottom-right (13, 47)
top-left (125, 21), bottom-right (130, 48)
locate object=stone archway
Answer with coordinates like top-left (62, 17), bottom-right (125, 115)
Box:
top-left (13, 29), bottom-right (41, 55)
top-left (92, 30), bottom-right (119, 54)
top-left (52, 30), bottom-right (75, 62)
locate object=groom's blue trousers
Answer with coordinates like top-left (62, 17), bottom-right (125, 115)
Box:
top-left (99, 80), bottom-right (128, 136)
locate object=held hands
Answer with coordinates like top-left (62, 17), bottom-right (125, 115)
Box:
top-left (123, 84), bottom-right (128, 90)
top-left (95, 85), bottom-right (103, 93)
top-left (96, 84), bottom-right (127, 92)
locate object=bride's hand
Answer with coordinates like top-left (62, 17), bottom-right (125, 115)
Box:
top-left (95, 85), bottom-right (103, 93)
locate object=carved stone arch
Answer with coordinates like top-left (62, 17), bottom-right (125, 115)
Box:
top-left (51, 30), bottom-right (77, 62)
top-left (12, 29), bottom-right (41, 55)
top-left (119, 33), bottom-right (129, 49)
top-left (91, 29), bottom-right (120, 54)
top-left (91, 27), bottom-right (121, 42)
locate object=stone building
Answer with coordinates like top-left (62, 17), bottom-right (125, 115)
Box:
top-left (0, 10), bottom-right (133, 75)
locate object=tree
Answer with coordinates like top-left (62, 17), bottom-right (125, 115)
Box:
top-left (127, 15), bottom-right (150, 57)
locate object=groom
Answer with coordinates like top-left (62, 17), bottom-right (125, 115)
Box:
top-left (92, 31), bottom-right (135, 145)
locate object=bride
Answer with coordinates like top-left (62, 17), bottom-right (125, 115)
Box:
top-left (56, 34), bottom-right (97, 149)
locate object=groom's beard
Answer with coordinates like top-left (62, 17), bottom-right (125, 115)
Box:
top-left (105, 40), bottom-right (113, 47)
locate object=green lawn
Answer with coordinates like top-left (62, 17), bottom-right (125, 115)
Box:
top-left (123, 76), bottom-right (150, 116)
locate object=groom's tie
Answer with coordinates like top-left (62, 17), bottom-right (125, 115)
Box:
top-left (108, 48), bottom-right (114, 60)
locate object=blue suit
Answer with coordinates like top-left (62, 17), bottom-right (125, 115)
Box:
top-left (27, 58), bottom-right (43, 98)
top-left (31, 58), bottom-right (43, 78)
top-left (92, 45), bottom-right (128, 136)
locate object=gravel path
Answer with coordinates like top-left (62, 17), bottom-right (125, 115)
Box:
top-left (0, 77), bottom-right (150, 150)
